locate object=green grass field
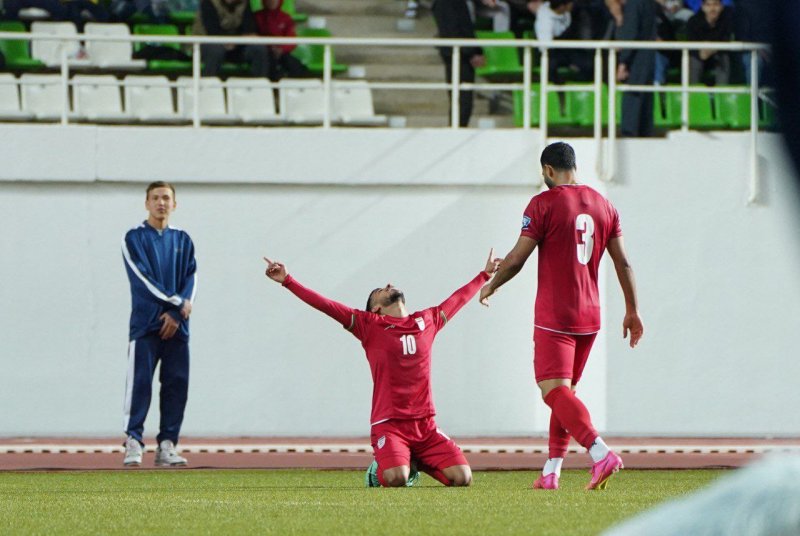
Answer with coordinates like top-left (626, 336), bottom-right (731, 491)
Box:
top-left (0, 469), bottom-right (726, 535)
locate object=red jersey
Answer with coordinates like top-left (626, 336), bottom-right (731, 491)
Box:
top-left (521, 184), bottom-right (622, 334)
top-left (282, 271), bottom-right (490, 425)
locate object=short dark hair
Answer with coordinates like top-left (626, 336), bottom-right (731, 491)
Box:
top-left (549, 0), bottom-right (573, 9)
top-left (540, 142), bottom-right (577, 171)
top-left (146, 181), bottom-right (176, 198)
top-left (365, 288), bottom-right (381, 312)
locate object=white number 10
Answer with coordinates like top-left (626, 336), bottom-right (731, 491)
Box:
top-left (400, 335), bottom-right (417, 355)
top-left (576, 214), bottom-right (595, 265)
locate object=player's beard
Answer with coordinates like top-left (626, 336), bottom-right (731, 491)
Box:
top-left (544, 175), bottom-right (556, 189)
top-left (382, 289), bottom-right (405, 307)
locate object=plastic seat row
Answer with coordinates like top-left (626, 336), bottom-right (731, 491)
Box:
top-left (513, 84), bottom-right (777, 130)
top-left (0, 74), bottom-right (387, 125)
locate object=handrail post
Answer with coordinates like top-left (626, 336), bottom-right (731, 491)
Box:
top-left (540, 48), bottom-right (549, 145)
top-left (451, 45), bottom-right (461, 129)
top-left (593, 47), bottom-right (602, 178)
top-left (60, 44), bottom-right (69, 125)
top-left (323, 44), bottom-right (332, 129)
top-left (606, 48), bottom-right (617, 182)
top-left (748, 49), bottom-right (759, 204)
top-left (192, 42), bottom-right (200, 128)
top-left (680, 48), bottom-right (689, 132)
top-left (522, 45), bottom-right (532, 131)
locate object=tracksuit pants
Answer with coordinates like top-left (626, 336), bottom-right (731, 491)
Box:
top-left (123, 333), bottom-right (189, 445)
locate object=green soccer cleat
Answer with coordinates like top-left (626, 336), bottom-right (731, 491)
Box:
top-left (406, 466), bottom-right (420, 487)
top-left (365, 460), bottom-right (380, 487)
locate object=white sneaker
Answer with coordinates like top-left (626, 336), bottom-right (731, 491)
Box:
top-left (154, 440), bottom-right (188, 467)
top-left (123, 436), bottom-right (143, 467)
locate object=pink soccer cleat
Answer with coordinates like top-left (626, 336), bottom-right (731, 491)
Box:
top-left (532, 473), bottom-right (559, 490)
top-left (586, 451), bottom-right (624, 490)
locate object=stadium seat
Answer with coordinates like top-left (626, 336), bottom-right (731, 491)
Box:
top-left (281, 0), bottom-right (309, 23)
top-left (30, 21), bottom-right (91, 68)
top-left (176, 76), bottom-right (238, 124)
top-left (71, 75), bottom-right (131, 122)
top-left (568, 84), bottom-right (622, 127)
top-left (169, 11), bottom-right (197, 26)
top-left (0, 21), bottom-right (46, 71)
top-left (279, 78), bottom-right (326, 125)
top-left (760, 97), bottom-right (778, 130)
top-left (124, 75), bottom-right (185, 123)
top-left (332, 81), bottom-right (387, 126)
top-left (653, 91), bottom-right (679, 129)
top-left (132, 24), bottom-right (192, 73)
top-left (0, 74), bottom-right (34, 120)
top-left (84, 23), bottom-right (147, 70)
top-left (664, 88), bottom-right (725, 129)
top-left (716, 89), bottom-right (752, 129)
top-left (512, 85), bottom-right (576, 127)
top-left (292, 28), bottom-right (348, 76)
top-left (474, 31), bottom-right (524, 80)
top-left (19, 73), bottom-right (74, 120)
top-left (225, 77), bottom-right (283, 124)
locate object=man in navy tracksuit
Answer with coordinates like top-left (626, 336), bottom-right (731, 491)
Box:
top-left (121, 181), bottom-right (197, 467)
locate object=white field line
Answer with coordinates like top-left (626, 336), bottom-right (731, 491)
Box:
top-left (1, 444), bottom-right (799, 455)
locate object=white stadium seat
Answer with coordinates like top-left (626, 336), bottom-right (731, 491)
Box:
top-left (72, 75), bottom-right (131, 122)
top-left (177, 76), bottom-right (238, 124)
top-left (226, 77), bottom-right (283, 125)
top-left (124, 75), bottom-right (184, 123)
top-left (0, 74), bottom-right (34, 121)
top-left (19, 73), bottom-right (74, 120)
top-left (84, 23), bottom-right (146, 70)
top-left (31, 21), bottom-right (91, 68)
top-left (332, 80), bottom-right (387, 126)
top-left (279, 78), bottom-right (326, 125)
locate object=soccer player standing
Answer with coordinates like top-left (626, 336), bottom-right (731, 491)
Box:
top-left (263, 250), bottom-right (501, 487)
top-left (121, 182), bottom-right (197, 467)
top-left (479, 142), bottom-right (644, 490)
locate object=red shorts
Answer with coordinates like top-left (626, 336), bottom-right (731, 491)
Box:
top-left (533, 327), bottom-right (597, 384)
top-left (370, 416), bottom-right (467, 471)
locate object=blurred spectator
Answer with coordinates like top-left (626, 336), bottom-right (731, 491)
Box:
top-left (253, 0), bottom-right (310, 81)
top-left (616, 0), bottom-right (658, 137)
top-left (687, 0), bottom-right (732, 85)
top-left (4, 0), bottom-right (109, 29)
top-left (536, 0), bottom-right (593, 83)
top-left (653, 0), bottom-right (692, 84)
top-left (684, 0), bottom-right (732, 12)
top-left (468, 0), bottom-right (512, 32)
top-left (432, 0), bottom-right (486, 127)
top-left (109, 0), bottom-right (196, 24)
top-left (506, 0), bottom-right (541, 37)
top-left (193, 0), bottom-right (269, 77)
top-left (733, 0), bottom-right (769, 85)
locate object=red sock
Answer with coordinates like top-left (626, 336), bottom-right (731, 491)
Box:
top-left (416, 462), bottom-right (452, 486)
top-left (543, 385), bottom-right (598, 450)
top-left (548, 412), bottom-right (570, 459)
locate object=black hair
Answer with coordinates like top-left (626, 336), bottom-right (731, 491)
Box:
top-left (549, 0), bottom-right (573, 10)
top-left (146, 181), bottom-right (176, 198)
top-left (365, 288), bottom-right (381, 311)
top-left (540, 141), bottom-right (577, 171)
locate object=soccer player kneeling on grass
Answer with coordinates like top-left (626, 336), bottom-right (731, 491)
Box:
top-left (480, 142), bottom-right (644, 491)
top-left (263, 250), bottom-right (501, 487)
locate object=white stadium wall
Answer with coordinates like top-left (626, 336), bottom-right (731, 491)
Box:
top-left (0, 125), bottom-right (798, 437)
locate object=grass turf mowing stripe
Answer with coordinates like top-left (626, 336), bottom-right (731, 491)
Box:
top-left (0, 469), bottom-right (725, 535)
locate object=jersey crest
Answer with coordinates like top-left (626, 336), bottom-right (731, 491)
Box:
top-left (522, 215), bottom-right (531, 230)
top-left (415, 317), bottom-right (426, 331)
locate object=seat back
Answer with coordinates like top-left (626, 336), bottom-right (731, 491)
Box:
top-left (72, 75), bottom-right (123, 117)
top-left (474, 31), bottom-right (523, 78)
top-left (31, 21), bottom-right (81, 66)
top-left (85, 23), bottom-right (135, 66)
top-left (124, 75), bottom-right (176, 118)
top-left (177, 76), bottom-right (228, 117)
top-left (333, 80), bottom-right (376, 120)
top-left (20, 73), bottom-right (65, 116)
top-left (132, 24), bottom-right (181, 51)
top-left (226, 77), bottom-right (278, 119)
top-left (280, 79), bottom-right (325, 121)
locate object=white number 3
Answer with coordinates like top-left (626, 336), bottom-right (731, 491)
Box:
top-left (400, 334), bottom-right (417, 355)
top-left (576, 214), bottom-right (595, 265)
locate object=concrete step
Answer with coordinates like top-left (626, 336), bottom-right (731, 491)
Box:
top-left (298, 0), bottom-right (407, 17)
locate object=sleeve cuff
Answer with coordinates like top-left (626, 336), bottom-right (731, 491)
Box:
top-left (282, 274), bottom-right (295, 287)
top-left (479, 271), bottom-right (491, 281)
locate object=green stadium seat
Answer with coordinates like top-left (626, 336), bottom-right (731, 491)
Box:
top-left (664, 87), bottom-right (725, 129)
top-left (512, 85), bottom-right (578, 127)
top-left (474, 31), bottom-right (523, 80)
top-left (716, 88), bottom-right (752, 129)
top-left (169, 10), bottom-right (197, 26)
top-left (760, 97), bottom-right (778, 130)
top-left (133, 23), bottom-right (192, 73)
top-left (568, 85), bottom-right (621, 127)
top-left (292, 28), bottom-right (347, 75)
top-left (0, 21), bottom-right (46, 71)
top-left (653, 91), bottom-right (680, 128)
top-left (281, 0), bottom-right (309, 23)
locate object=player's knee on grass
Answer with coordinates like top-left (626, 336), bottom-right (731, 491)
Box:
top-left (444, 465), bottom-right (472, 486)
top-left (382, 466), bottom-right (410, 487)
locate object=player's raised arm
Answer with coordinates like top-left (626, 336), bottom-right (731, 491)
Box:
top-left (605, 237), bottom-right (644, 348)
top-left (437, 249), bottom-right (502, 325)
top-left (479, 236), bottom-right (538, 306)
top-left (263, 257), bottom-right (356, 329)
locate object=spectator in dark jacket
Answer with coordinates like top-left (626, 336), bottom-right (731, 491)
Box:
top-left (193, 0), bottom-right (269, 77)
top-left (253, 0), bottom-right (310, 81)
top-left (686, 0), bottom-right (733, 85)
top-left (432, 0), bottom-right (486, 127)
top-left (616, 0), bottom-right (658, 137)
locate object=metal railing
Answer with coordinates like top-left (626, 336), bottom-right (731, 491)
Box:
top-left (0, 31), bottom-right (771, 200)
